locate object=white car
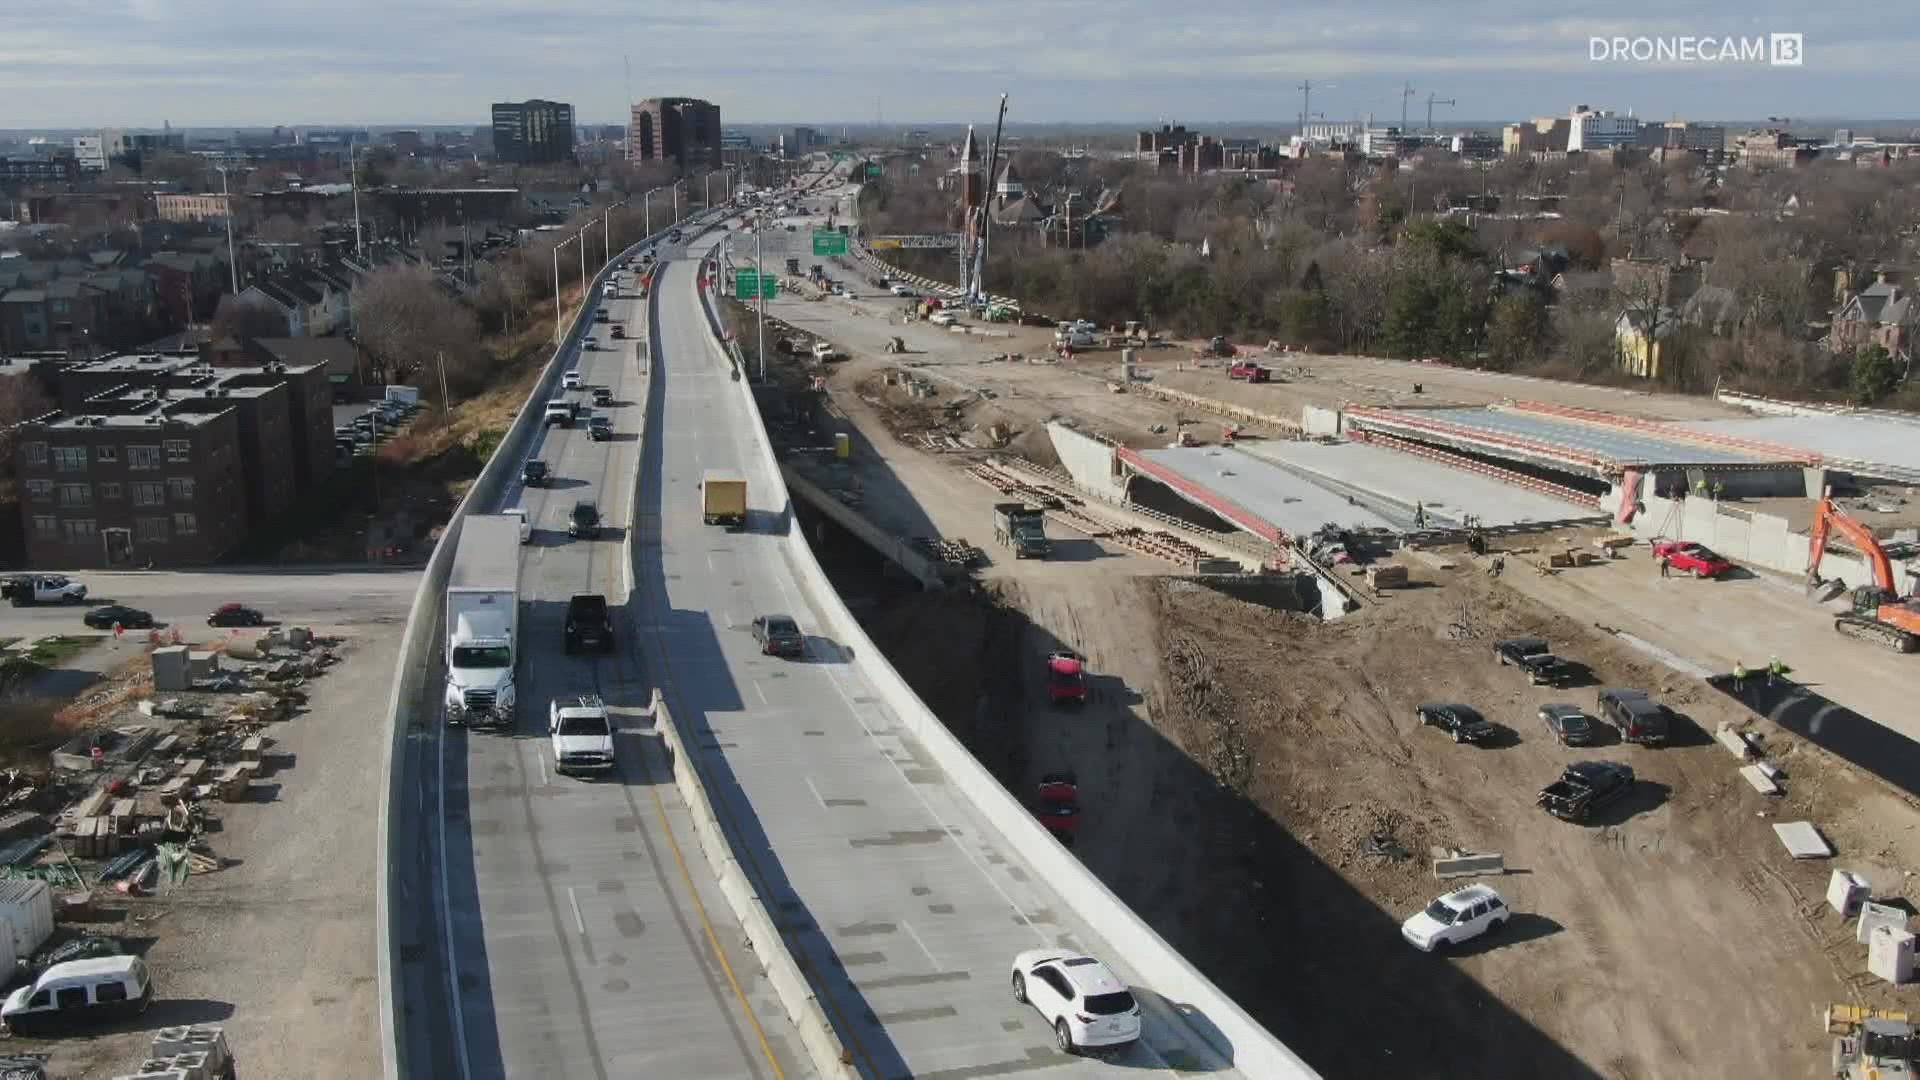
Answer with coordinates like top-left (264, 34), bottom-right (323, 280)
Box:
top-left (890, 284), bottom-right (916, 297)
top-left (1010, 950), bottom-right (1141, 1055)
top-left (1401, 883), bottom-right (1510, 952)
top-left (929, 311), bottom-right (958, 327)
top-left (563, 371), bottom-right (583, 390)
top-left (549, 695), bottom-right (615, 776)
top-left (811, 341), bottom-right (844, 361)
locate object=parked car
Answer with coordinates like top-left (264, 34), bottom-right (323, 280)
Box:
top-left (751, 614), bottom-right (804, 658)
top-left (1035, 772), bottom-right (1080, 842)
top-left (1009, 950), bottom-right (1141, 1055)
top-left (1401, 884), bottom-right (1510, 952)
top-left (811, 341), bottom-right (844, 362)
top-left (1416, 702), bottom-right (1498, 744)
top-left (929, 311), bottom-right (958, 327)
top-left (1227, 360), bottom-right (1270, 382)
top-left (206, 603), bottom-right (265, 627)
top-left (522, 459), bottom-right (550, 487)
top-left (1538, 703), bottom-right (1598, 747)
top-left (890, 284), bottom-right (916, 297)
top-left (1652, 540), bottom-right (1733, 579)
top-left (1494, 637), bottom-right (1572, 686)
top-left (1596, 688), bottom-right (1669, 746)
top-left (1046, 651), bottom-right (1086, 706)
top-left (83, 605), bottom-right (153, 630)
top-left (569, 501), bottom-right (601, 539)
top-left (1, 956), bottom-right (153, 1035)
top-left (1537, 761), bottom-right (1636, 823)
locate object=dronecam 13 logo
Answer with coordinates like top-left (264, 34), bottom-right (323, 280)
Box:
top-left (1770, 33), bottom-right (1803, 66)
top-left (1587, 32), bottom-right (1805, 66)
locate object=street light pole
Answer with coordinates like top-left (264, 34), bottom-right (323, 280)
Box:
top-left (577, 223), bottom-right (587, 289)
top-left (217, 166), bottom-right (239, 294)
top-left (552, 232), bottom-right (582, 345)
top-left (755, 222), bottom-right (766, 382)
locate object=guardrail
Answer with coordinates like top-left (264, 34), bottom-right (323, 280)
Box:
top-left (692, 247), bottom-right (1322, 1079)
top-left (377, 216), bottom-right (700, 1080)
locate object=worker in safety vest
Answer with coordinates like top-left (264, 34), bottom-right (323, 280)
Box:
top-left (1768, 656), bottom-right (1786, 686)
top-left (1732, 660), bottom-right (1748, 683)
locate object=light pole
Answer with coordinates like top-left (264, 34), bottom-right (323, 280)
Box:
top-left (643, 186), bottom-right (662, 236)
top-left (216, 165), bottom-right (239, 294)
top-left (552, 231), bottom-right (582, 345)
top-left (754, 221), bottom-right (767, 382)
top-left (577, 221), bottom-right (587, 291)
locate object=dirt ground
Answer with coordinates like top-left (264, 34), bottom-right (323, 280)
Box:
top-left (10, 623), bottom-right (395, 1079)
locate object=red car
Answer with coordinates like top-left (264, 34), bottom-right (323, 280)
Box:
top-left (1653, 540), bottom-right (1733, 579)
top-left (1046, 651), bottom-right (1086, 706)
top-left (1227, 361), bottom-right (1270, 383)
top-left (1035, 772), bottom-right (1080, 840)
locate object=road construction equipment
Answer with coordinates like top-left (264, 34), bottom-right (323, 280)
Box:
top-left (1808, 494), bottom-right (1920, 653)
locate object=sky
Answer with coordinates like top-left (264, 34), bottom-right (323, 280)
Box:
top-left (3, 0), bottom-right (1911, 131)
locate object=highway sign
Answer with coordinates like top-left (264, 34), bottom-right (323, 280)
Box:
top-left (873, 234), bottom-right (962, 250)
top-left (812, 231), bottom-right (848, 257)
top-left (865, 163), bottom-right (882, 179)
top-left (734, 269), bottom-right (759, 299)
top-left (832, 151), bottom-right (850, 162)
top-left (758, 276), bottom-right (779, 299)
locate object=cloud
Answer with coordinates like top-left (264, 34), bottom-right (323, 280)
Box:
top-left (2, 0), bottom-right (1908, 127)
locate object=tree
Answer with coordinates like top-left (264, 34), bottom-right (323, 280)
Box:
top-left (1851, 343), bottom-right (1901, 405)
top-left (351, 267), bottom-right (481, 400)
top-left (1485, 295), bottom-right (1551, 370)
top-left (211, 295), bottom-right (288, 339)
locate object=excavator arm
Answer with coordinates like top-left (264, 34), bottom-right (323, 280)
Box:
top-left (1809, 496), bottom-right (1899, 594)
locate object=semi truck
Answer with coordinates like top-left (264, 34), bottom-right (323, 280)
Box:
top-left (993, 502), bottom-right (1051, 559)
top-left (702, 470), bottom-right (747, 528)
top-left (444, 514), bottom-right (522, 727)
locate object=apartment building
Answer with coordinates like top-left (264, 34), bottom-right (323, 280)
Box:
top-left (15, 403), bottom-right (249, 567)
top-left (627, 98), bottom-right (722, 170)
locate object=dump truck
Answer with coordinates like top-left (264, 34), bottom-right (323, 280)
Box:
top-left (444, 514), bottom-right (521, 727)
top-left (993, 502), bottom-right (1050, 559)
top-left (701, 470), bottom-right (748, 528)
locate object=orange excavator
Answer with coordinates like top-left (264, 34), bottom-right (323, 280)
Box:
top-left (1808, 495), bottom-right (1920, 653)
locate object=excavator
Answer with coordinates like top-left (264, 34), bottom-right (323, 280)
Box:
top-left (1808, 495), bottom-right (1920, 654)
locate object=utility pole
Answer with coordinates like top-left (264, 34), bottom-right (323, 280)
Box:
top-left (1400, 82), bottom-right (1416, 134)
top-left (1425, 92), bottom-right (1456, 134)
top-left (349, 137), bottom-right (364, 258)
top-left (436, 350), bottom-right (450, 412)
top-left (1297, 79), bottom-right (1312, 134)
top-left (217, 166), bottom-right (238, 294)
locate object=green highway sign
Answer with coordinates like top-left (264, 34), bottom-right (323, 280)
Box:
top-left (734, 269), bottom-right (759, 299)
top-left (760, 276), bottom-right (779, 299)
top-left (812, 231), bottom-right (848, 257)
top-left (832, 151), bottom-right (850, 162)
top-left (865, 163), bottom-right (882, 179)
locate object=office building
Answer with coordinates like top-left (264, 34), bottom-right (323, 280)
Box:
top-left (491, 99), bottom-right (576, 165)
top-left (628, 98), bottom-right (721, 171)
top-left (1566, 105), bottom-right (1641, 152)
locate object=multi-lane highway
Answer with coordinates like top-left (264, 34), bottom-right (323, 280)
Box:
top-left (633, 220), bottom-right (1251, 1077)
top-left (405, 244), bottom-right (808, 1080)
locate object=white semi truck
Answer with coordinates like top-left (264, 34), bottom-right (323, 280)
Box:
top-left (444, 514), bottom-right (522, 727)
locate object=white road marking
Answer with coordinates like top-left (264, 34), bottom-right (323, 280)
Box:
top-left (901, 920), bottom-right (941, 972)
top-left (434, 723), bottom-right (474, 1080)
top-left (538, 753), bottom-right (547, 788)
top-left (568, 885), bottom-right (586, 936)
top-left (753, 681), bottom-right (768, 707)
top-left (803, 775), bottom-right (826, 810)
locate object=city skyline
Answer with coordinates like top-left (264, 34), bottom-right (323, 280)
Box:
top-left (2, 1), bottom-right (1909, 129)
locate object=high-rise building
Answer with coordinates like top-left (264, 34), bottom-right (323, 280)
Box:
top-left (627, 98), bottom-right (722, 171)
top-left (1566, 105), bottom-right (1640, 152)
top-left (491, 99), bottom-right (576, 165)
top-left (788, 126), bottom-right (818, 158)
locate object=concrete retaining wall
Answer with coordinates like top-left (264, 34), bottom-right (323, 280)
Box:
top-left (1301, 405), bottom-right (1341, 437)
top-left (781, 464), bottom-right (949, 589)
top-left (377, 218), bottom-right (701, 1079)
top-left (1045, 422), bottom-right (1128, 501)
top-left (697, 263), bottom-right (1322, 1079)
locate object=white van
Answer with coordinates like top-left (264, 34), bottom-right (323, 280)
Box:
top-left (2, 956), bottom-right (153, 1035)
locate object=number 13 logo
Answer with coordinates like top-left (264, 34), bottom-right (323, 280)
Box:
top-left (1771, 33), bottom-right (1804, 66)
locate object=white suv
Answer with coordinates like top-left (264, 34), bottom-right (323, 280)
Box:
top-left (1401, 883), bottom-right (1510, 952)
top-left (549, 696), bottom-right (615, 776)
top-left (563, 371), bottom-right (583, 390)
top-left (1010, 950), bottom-right (1141, 1055)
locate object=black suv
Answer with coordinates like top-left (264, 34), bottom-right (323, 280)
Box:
top-left (564, 593), bottom-right (614, 654)
top-left (1596, 689), bottom-right (1669, 747)
top-left (588, 413), bottom-right (612, 441)
top-left (569, 501), bottom-right (601, 539)
top-left (1416, 702), bottom-right (1499, 745)
top-left (522, 459), bottom-right (549, 487)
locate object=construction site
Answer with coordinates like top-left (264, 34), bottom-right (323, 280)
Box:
top-left (723, 227), bottom-right (1920, 1075)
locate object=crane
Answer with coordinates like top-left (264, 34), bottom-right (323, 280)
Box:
top-left (1425, 93), bottom-right (1456, 133)
top-left (1399, 82), bottom-right (1416, 133)
top-left (1807, 494), bottom-right (1920, 653)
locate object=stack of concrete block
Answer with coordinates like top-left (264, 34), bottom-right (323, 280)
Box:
top-left (70, 816), bottom-right (119, 856)
top-left (152, 1026), bottom-right (230, 1074)
top-left (150, 646), bottom-right (191, 692)
top-left (213, 762), bottom-right (258, 803)
top-left (112, 1070), bottom-right (187, 1080)
top-left (127, 1052), bottom-right (211, 1080)
top-left (186, 651), bottom-right (218, 682)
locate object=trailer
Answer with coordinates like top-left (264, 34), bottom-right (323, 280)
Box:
top-left (443, 515), bottom-right (522, 727)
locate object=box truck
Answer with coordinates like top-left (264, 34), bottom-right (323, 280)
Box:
top-left (444, 515), bottom-right (522, 727)
top-left (701, 470), bottom-right (747, 528)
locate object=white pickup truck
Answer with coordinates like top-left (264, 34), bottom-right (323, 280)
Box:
top-left (3, 575), bottom-right (88, 606)
top-left (549, 695), bottom-right (615, 775)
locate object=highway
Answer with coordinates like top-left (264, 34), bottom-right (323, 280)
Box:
top-left (403, 242), bottom-right (808, 1080)
top-left (634, 217), bottom-right (1251, 1077)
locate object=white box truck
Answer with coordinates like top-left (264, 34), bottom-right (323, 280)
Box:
top-left (444, 514), bottom-right (522, 727)
top-left (0, 880), bottom-right (53, 979)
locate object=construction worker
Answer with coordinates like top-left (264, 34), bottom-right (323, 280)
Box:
top-left (1733, 660), bottom-right (1748, 684)
top-left (1413, 501), bottom-right (1427, 528)
top-left (1658, 556), bottom-right (1671, 578)
top-left (1768, 655), bottom-right (1786, 686)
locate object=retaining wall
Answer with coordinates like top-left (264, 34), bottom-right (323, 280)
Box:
top-left (1045, 421), bottom-right (1128, 501)
top-left (781, 463), bottom-right (950, 589)
top-left (695, 258), bottom-right (1322, 1080)
top-left (377, 216), bottom-right (705, 1080)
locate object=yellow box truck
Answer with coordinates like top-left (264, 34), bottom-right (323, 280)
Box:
top-left (701, 470), bottom-right (747, 528)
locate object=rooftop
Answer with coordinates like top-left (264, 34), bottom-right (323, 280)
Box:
top-left (46, 407), bottom-right (228, 430)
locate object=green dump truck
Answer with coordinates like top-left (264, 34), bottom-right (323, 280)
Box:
top-left (993, 502), bottom-right (1050, 559)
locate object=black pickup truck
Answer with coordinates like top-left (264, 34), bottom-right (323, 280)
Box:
top-left (1494, 637), bottom-right (1572, 686)
top-left (1537, 761), bottom-right (1636, 823)
top-left (564, 593), bottom-right (614, 654)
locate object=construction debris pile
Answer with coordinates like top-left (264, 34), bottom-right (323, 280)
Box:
top-left (908, 536), bottom-right (984, 569)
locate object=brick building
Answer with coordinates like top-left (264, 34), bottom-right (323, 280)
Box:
top-left (16, 404), bottom-right (249, 567)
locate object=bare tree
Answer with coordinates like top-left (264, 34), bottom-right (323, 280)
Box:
top-left (351, 267), bottom-right (481, 401)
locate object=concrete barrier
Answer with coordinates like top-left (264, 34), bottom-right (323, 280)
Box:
top-left (1433, 853), bottom-right (1505, 878)
top-left (377, 218), bottom-right (702, 1080)
top-left (696, 256), bottom-right (1321, 1079)
top-left (646, 690), bottom-right (858, 1080)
